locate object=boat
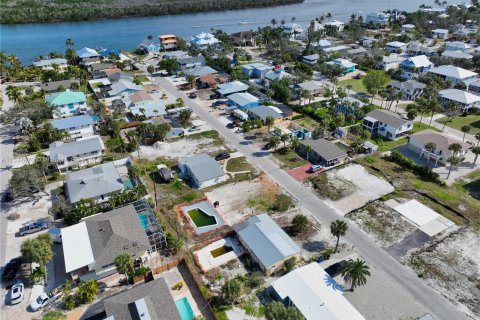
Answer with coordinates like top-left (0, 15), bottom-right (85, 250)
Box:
top-left (239, 21), bottom-right (248, 25)
top-left (192, 25), bottom-right (201, 28)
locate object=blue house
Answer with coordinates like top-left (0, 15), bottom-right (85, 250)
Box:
top-left (227, 92), bottom-right (260, 109)
top-left (242, 63), bottom-right (271, 78)
top-left (335, 97), bottom-right (364, 115)
top-left (99, 49), bottom-right (121, 57)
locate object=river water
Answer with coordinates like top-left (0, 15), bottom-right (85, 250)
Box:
top-left (0, 0), bottom-right (461, 63)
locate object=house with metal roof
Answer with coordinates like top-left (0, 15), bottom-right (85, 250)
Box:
top-left (61, 204), bottom-right (151, 280)
top-left (49, 136), bottom-right (104, 173)
top-left (108, 79), bottom-right (143, 98)
top-left (302, 54), bottom-right (320, 65)
top-left (441, 50), bottom-right (473, 60)
top-left (45, 91), bottom-right (87, 118)
top-left (178, 154), bottom-right (226, 189)
top-left (76, 47), bottom-right (100, 66)
top-left (130, 101), bottom-right (167, 118)
top-left (408, 129), bottom-right (469, 166)
top-left (377, 54), bottom-right (407, 72)
top-left (190, 32), bottom-right (219, 50)
top-left (51, 114), bottom-right (95, 139)
top-left (438, 88), bottom-right (480, 113)
top-left (216, 81), bottom-right (249, 97)
top-left (265, 68), bottom-right (292, 82)
top-left (271, 262), bottom-right (366, 320)
top-left (445, 41), bottom-right (472, 53)
top-left (297, 139), bottom-right (348, 166)
top-left (227, 92), bottom-right (260, 109)
top-left (407, 41), bottom-right (439, 57)
top-left (33, 58), bottom-right (68, 71)
top-left (326, 58), bottom-right (357, 73)
top-left (431, 28), bottom-right (449, 39)
top-left (64, 161), bottom-right (126, 204)
top-left (399, 55), bottom-right (433, 79)
top-left (363, 109), bottom-right (413, 140)
top-left (385, 41), bottom-right (408, 53)
top-left (183, 66), bottom-right (217, 78)
top-left (428, 65), bottom-right (478, 85)
top-left (247, 105), bottom-right (284, 123)
top-left (242, 63), bottom-right (271, 78)
top-left (234, 214), bottom-right (301, 276)
top-left (177, 55), bottom-right (205, 69)
top-left (389, 79), bottom-right (426, 100)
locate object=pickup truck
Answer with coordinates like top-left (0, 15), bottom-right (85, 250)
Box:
top-left (19, 221), bottom-right (49, 236)
top-left (30, 284), bottom-right (64, 311)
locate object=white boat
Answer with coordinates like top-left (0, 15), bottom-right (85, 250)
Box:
top-left (239, 21), bottom-right (248, 25)
top-left (192, 25), bottom-right (201, 28)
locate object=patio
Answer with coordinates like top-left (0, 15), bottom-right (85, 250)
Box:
top-left (179, 199), bottom-right (226, 234)
top-left (194, 237), bottom-right (245, 272)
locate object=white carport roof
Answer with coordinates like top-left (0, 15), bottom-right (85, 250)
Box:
top-left (394, 200), bottom-right (440, 227)
top-left (62, 222), bottom-right (94, 273)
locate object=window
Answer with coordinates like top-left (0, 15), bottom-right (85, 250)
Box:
top-left (68, 104), bottom-right (75, 109)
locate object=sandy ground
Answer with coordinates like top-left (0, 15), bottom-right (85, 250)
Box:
top-left (412, 228), bottom-right (480, 319)
top-left (348, 201), bottom-right (417, 248)
top-left (322, 164), bottom-right (394, 216)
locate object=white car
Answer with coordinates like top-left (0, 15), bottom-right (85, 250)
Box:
top-left (10, 281), bottom-right (24, 305)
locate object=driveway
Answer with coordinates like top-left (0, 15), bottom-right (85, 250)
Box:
top-left (288, 163), bottom-right (325, 181)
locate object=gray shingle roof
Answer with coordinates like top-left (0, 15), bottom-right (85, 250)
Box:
top-left (234, 214), bottom-right (301, 269)
top-left (65, 162), bottom-right (125, 203)
top-left (49, 136), bottom-right (103, 161)
top-left (389, 79), bottom-right (426, 91)
top-left (83, 205), bottom-right (151, 273)
top-left (179, 154), bottom-right (225, 184)
top-left (41, 80), bottom-right (80, 92)
top-left (365, 109), bottom-right (408, 128)
top-left (103, 278), bottom-right (181, 320)
top-left (300, 139), bottom-right (348, 161)
top-left (108, 80), bottom-right (142, 96)
top-left (183, 66), bottom-right (217, 77)
top-left (409, 129), bottom-right (469, 151)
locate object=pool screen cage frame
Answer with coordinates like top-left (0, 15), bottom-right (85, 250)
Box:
top-left (132, 199), bottom-right (167, 253)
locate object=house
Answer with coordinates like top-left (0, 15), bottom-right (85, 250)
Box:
top-left (428, 65), bottom-right (478, 85)
top-left (323, 20), bottom-right (345, 32)
top-left (197, 74), bottom-right (229, 89)
top-left (51, 115), bottom-right (95, 139)
top-left (363, 109), bottom-right (413, 140)
top-left (76, 47), bottom-right (100, 66)
top-left (242, 63), bottom-right (271, 78)
top-left (231, 31), bottom-right (255, 46)
top-left (407, 42), bottom-right (439, 57)
top-left (138, 39), bottom-right (160, 53)
top-left (109, 71), bottom-right (134, 82)
top-left (98, 49), bottom-right (121, 58)
top-left (290, 80), bottom-right (323, 99)
top-left (41, 79), bottom-right (80, 93)
top-left (130, 101), bottom-right (167, 118)
top-left (49, 136), bottom-right (104, 173)
top-left (335, 97), bottom-right (364, 115)
top-left (89, 62), bottom-right (114, 73)
top-left (61, 204), bottom-right (151, 280)
top-left (99, 278), bottom-right (182, 320)
top-left (431, 28), bottom-right (449, 39)
top-left (445, 41), bottom-right (472, 53)
top-left (322, 45), bottom-right (350, 54)
top-left (216, 81), bottom-right (249, 97)
top-left (401, 24), bottom-right (416, 33)
top-left (326, 58), bottom-right (357, 73)
top-left (385, 41), bottom-right (408, 53)
top-left (297, 139), bottom-right (348, 166)
top-left (408, 129), bottom-right (470, 166)
top-left (183, 66), bottom-right (217, 78)
top-left (123, 90), bottom-right (153, 108)
top-left (178, 154), bottom-right (226, 189)
top-left (177, 56), bottom-right (205, 69)
top-left (247, 105), bottom-right (284, 122)
top-left (361, 36), bottom-right (378, 48)
top-left (33, 58), bottom-right (68, 71)
top-left (234, 214), bottom-right (301, 276)
top-left (158, 34), bottom-right (178, 50)
top-left (227, 92), bottom-right (260, 109)
top-left (438, 89), bottom-right (480, 113)
top-left (190, 32), bottom-right (219, 50)
top-left (64, 161), bottom-right (126, 204)
top-left (363, 141), bottom-right (379, 154)
top-left (46, 91), bottom-right (87, 118)
top-left (378, 54), bottom-right (407, 71)
top-left (389, 80), bottom-right (426, 100)
top-left (147, 116), bottom-right (184, 139)
top-left (272, 121), bottom-right (312, 140)
top-left (265, 67), bottom-right (292, 82)
top-left (302, 54), bottom-right (319, 65)
top-left (108, 80), bottom-right (143, 98)
top-left (468, 79), bottom-right (480, 93)
top-left (271, 263), bottom-right (366, 320)
top-left (162, 50), bottom-right (190, 60)
top-left (399, 55), bottom-right (433, 79)
top-left (283, 23), bottom-right (304, 39)
top-left (346, 46), bottom-right (368, 57)
top-left (365, 12), bottom-right (390, 27)
top-left (314, 39), bottom-right (332, 48)
top-left (441, 51), bottom-right (473, 60)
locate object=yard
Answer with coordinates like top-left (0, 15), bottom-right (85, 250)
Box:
top-left (339, 78), bottom-right (367, 94)
top-left (226, 157), bottom-right (253, 172)
top-left (370, 122), bottom-right (438, 152)
top-left (436, 114), bottom-right (480, 134)
top-left (272, 147), bottom-right (308, 169)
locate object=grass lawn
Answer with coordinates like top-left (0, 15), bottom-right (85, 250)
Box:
top-left (293, 116), bottom-right (320, 131)
top-left (436, 114), bottom-right (480, 134)
top-left (226, 157), bottom-right (253, 172)
top-left (272, 147), bottom-right (308, 169)
top-left (370, 122), bottom-right (438, 152)
top-left (339, 78), bottom-right (368, 94)
top-left (134, 75), bottom-right (149, 83)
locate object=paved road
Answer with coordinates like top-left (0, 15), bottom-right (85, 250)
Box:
top-left (157, 77), bottom-right (468, 320)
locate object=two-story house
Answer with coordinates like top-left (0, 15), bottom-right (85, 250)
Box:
top-left (363, 109), bottom-right (413, 140)
top-left (190, 32), bottom-right (219, 50)
top-left (438, 89), bottom-right (480, 113)
top-left (49, 136), bottom-right (104, 172)
top-left (389, 80), bottom-right (426, 100)
top-left (46, 91), bottom-right (87, 118)
top-left (385, 41), bottom-right (408, 53)
top-left (242, 63), bottom-right (272, 79)
top-left (33, 58), bottom-right (68, 72)
top-left (365, 12), bottom-right (390, 28)
top-left (326, 58), bottom-right (357, 73)
top-left (428, 65), bottom-right (478, 85)
top-left (399, 55), bottom-right (433, 79)
top-left (51, 115), bottom-right (95, 139)
top-left (431, 28), bottom-right (449, 40)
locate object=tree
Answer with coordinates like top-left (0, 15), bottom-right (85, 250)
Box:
top-left (222, 278), bottom-right (243, 304)
top-left (147, 65), bottom-right (155, 76)
top-left (265, 115), bottom-right (275, 131)
top-left (265, 301), bottom-right (303, 320)
top-left (407, 109), bottom-right (418, 121)
top-left (461, 125), bottom-right (471, 141)
top-left (305, 144), bottom-right (313, 162)
top-left (65, 38), bottom-right (74, 47)
top-left (6, 85), bottom-right (22, 104)
top-left (77, 279), bottom-right (98, 304)
top-left (362, 70), bottom-right (390, 102)
top-left (341, 258), bottom-right (371, 291)
top-left (441, 101), bottom-right (460, 132)
top-left (186, 74), bottom-right (196, 89)
top-left (290, 136), bottom-right (300, 149)
top-left (283, 257), bottom-right (296, 272)
top-left (21, 234), bottom-right (53, 282)
top-left (269, 136), bottom-right (280, 151)
top-left (291, 214), bottom-right (309, 234)
top-left (165, 232), bottom-right (183, 255)
top-left (471, 146), bottom-right (480, 164)
top-left (178, 109), bottom-right (192, 127)
top-left (115, 253), bottom-right (134, 279)
top-left (330, 219), bottom-right (348, 253)
top-left (42, 310), bottom-right (67, 320)
top-left (9, 165), bottom-right (45, 200)
top-left (158, 58), bottom-right (178, 75)
top-left (424, 142), bottom-right (437, 167)
top-left (446, 143), bottom-right (464, 179)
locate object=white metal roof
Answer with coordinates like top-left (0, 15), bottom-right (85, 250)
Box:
top-left (439, 89), bottom-right (480, 104)
top-left (272, 263), bottom-right (366, 320)
top-left (62, 222), bottom-right (95, 273)
top-left (394, 200), bottom-right (440, 227)
top-left (429, 65), bottom-right (478, 79)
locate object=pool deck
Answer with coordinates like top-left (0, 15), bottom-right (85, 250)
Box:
top-left (194, 237), bottom-right (245, 272)
top-left (181, 200), bottom-right (225, 234)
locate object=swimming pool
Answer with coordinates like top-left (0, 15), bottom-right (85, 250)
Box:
top-left (175, 297), bottom-right (195, 320)
top-left (123, 178), bottom-right (136, 189)
top-left (138, 213), bottom-right (149, 230)
top-left (187, 208), bottom-right (217, 228)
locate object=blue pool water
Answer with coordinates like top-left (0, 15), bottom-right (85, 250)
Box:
top-left (138, 213), bottom-right (149, 230)
top-left (175, 297), bottom-right (195, 320)
top-left (123, 178), bottom-right (136, 189)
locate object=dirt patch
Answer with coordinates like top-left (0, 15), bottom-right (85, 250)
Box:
top-left (410, 229), bottom-right (480, 319)
top-left (348, 201), bottom-right (417, 248)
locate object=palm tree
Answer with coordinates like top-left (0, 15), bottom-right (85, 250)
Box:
top-left (115, 253), bottom-right (134, 280)
top-left (471, 146), bottom-right (480, 164)
top-left (331, 219), bottom-right (348, 253)
top-left (65, 38), bottom-right (74, 48)
top-left (271, 18), bottom-right (277, 27)
top-left (6, 85), bottom-right (22, 104)
top-left (186, 74), bottom-right (196, 89)
top-left (424, 142), bottom-right (437, 167)
top-left (441, 101), bottom-right (460, 132)
top-left (341, 259), bottom-right (371, 291)
top-left (305, 144), bottom-right (313, 162)
top-left (461, 125), bottom-right (471, 141)
top-left (269, 136), bottom-right (280, 151)
top-left (280, 134), bottom-right (289, 148)
top-left (265, 115), bottom-right (275, 132)
top-left (446, 155), bottom-right (461, 179)
top-left (446, 143), bottom-right (464, 179)
top-left (426, 100), bottom-right (441, 127)
top-left (290, 136), bottom-right (300, 149)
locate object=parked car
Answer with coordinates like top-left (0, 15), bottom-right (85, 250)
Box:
top-left (48, 228), bottom-right (62, 244)
top-left (226, 122), bottom-right (235, 129)
top-left (307, 165), bottom-right (323, 173)
top-left (149, 89), bottom-right (160, 94)
top-left (2, 257), bottom-right (22, 282)
top-left (30, 285), bottom-right (64, 312)
top-left (188, 125), bottom-right (201, 132)
top-left (215, 153), bottom-right (231, 161)
top-left (261, 143), bottom-right (272, 150)
top-left (19, 221), bottom-right (49, 236)
top-left (2, 191), bottom-right (14, 203)
top-left (188, 93), bottom-right (197, 99)
top-left (10, 281), bottom-right (24, 305)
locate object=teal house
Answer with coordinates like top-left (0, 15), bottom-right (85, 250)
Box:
top-left (46, 91), bottom-right (87, 118)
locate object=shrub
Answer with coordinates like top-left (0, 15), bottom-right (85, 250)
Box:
top-left (291, 214), bottom-right (309, 234)
top-left (7, 213), bottom-right (20, 221)
top-left (384, 151), bottom-right (443, 184)
top-left (272, 194), bottom-right (293, 212)
top-left (363, 156), bottom-right (377, 164)
top-left (63, 294), bottom-right (76, 310)
top-left (283, 257), bottom-right (296, 272)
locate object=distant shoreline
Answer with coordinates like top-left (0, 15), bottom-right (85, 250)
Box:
top-left (0, 0), bottom-right (304, 25)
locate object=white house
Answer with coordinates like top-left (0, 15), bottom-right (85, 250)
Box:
top-left (401, 24), bottom-right (416, 33)
top-left (76, 47), bottom-right (101, 66)
top-left (46, 91), bottom-right (87, 118)
top-left (323, 20), bottom-right (345, 32)
top-left (399, 55), bottom-right (433, 79)
top-left (385, 41), bottom-right (408, 53)
top-left (178, 154), bottom-right (226, 189)
top-left (363, 109), bottom-right (413, 140)
top-left (302, 54), bottom-right (320, 65)
top-left (282, 23), bottom-right (304, 40)
top-left (438, 89), bottom-right (480, 113)
top-left (51, 115), bottom-right (94, 139)
top-left (190, 32), bottom-right (219, 50)
top-left (428, 65), bottom-right (478, 85)
top-left (431, 28), bottom-right (449, 40)
top-left (33, 58), bottom-right (68, 72)
top-left (445, 41), bottom-right (472, 53)
top-left (389, 80), bottom-right (426, 100)
top-left (407, 41), bottom-right (439, 57)
top-left (365, 12), bottom-right (390, 27)
top-left (49, 136), bottom-right (104, 173)
top-left (377, 54), bottom-right (406, 71)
